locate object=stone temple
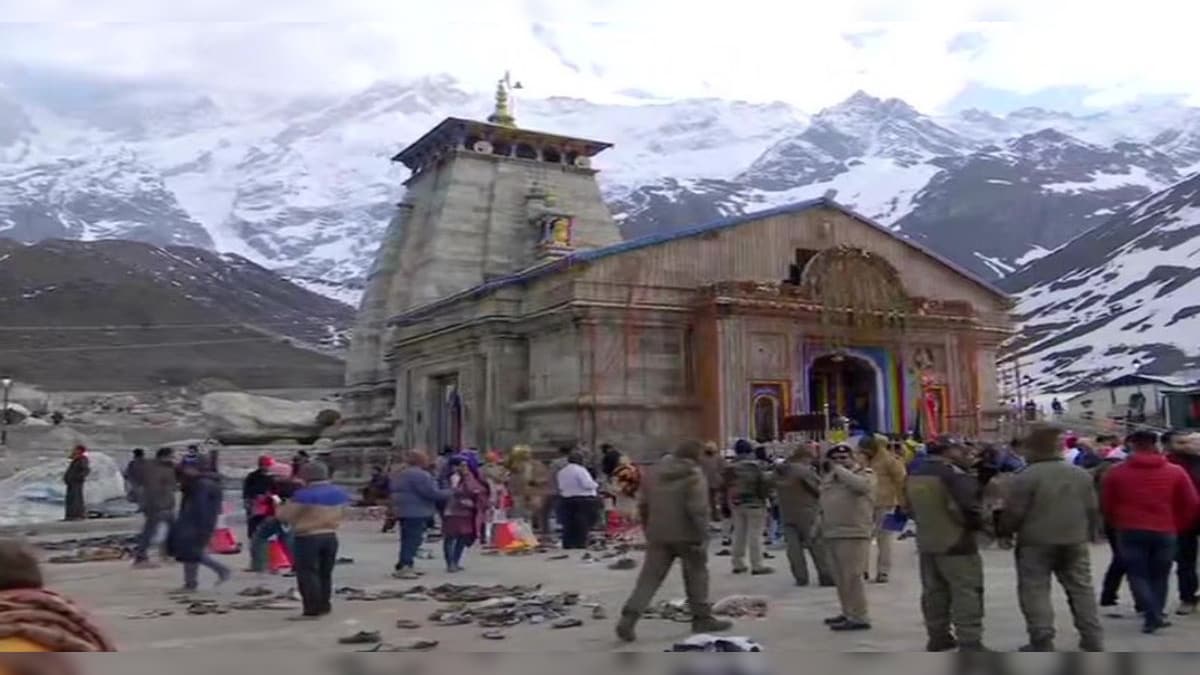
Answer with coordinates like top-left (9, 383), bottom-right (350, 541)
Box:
top-left (337, 84), bottom-right (1014, 460)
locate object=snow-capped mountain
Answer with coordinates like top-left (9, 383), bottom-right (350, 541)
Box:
top-left (3, 73), bottom-right (1200, 303)
top-left (1002, 171), bottom-right (1200, 390)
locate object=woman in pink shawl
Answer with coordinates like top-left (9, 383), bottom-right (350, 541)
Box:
top-left (441, 454), bottom-right (488, 572)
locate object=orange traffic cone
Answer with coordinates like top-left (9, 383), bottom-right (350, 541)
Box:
top-left (490, 521), bottom-right (518, 550)
top-left (208, 504), bottom-right (242, 555)
top-left (267, 539), bottom-right (292, 573)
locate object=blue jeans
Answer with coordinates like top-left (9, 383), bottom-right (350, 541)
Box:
top-left (249, 518), bottom-right (294, 572)
top-left (1119, 529), bottom-right (1176, 628)
top-left (183, 553), bottom-right (230, 590)
top-left (134, 511), bottom-right (173, 562)
top-left (443, 536), bottom-right (469, 568)
top-left (397, 517), bottom-right (428, 569)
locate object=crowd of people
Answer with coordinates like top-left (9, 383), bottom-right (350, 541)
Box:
top-left (13, 421), bottom-right (1200, 653)
top-left (615, 424), bottom-right (1200, 651)
top-left (119, 446), bottom-right (350, 620)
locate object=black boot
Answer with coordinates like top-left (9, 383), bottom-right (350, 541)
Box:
top-left (926, 636), bottom-right (958, 652)
top-left (615, 611), bottom-right (639, 643)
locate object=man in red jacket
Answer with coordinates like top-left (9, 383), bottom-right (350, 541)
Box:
top-left (1101, 430), bottom-right (1200, 633)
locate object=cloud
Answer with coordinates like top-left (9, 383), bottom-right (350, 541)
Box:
top-left (946, 32), bottom-right (987, 55)
top-left (531, 22), bottom-right (583, 74)
top-left (1, 0), bottom-right (1198, 112)
top-left (843, 29), bottom-right (886, 49)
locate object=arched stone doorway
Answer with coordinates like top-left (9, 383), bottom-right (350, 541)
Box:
top-left (809, 352), bottom-right (884, 433)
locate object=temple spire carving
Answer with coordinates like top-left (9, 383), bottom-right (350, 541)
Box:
top-left (487, 73), bottom-right (517, 127)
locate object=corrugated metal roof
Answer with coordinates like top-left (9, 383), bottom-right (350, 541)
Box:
top-left (389, 197), bottom-right (1010, 326)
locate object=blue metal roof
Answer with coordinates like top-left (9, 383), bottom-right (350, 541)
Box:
top-left (389, 197), bottom-right (1008, 326)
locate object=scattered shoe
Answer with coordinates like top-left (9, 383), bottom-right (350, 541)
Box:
top-left (481, 631), bottom-right (506, 640)
top-left (395, 619), bottom-right (422, 629)
top-left (338, 631), bottom-right (382, 645)
top-left (552, 617), bottom-right (583, 629)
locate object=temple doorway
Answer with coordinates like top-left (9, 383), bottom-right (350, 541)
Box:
top-left (809, 353), bottom-right (880, 433)
top-left (430, 374), bottom-right (463, 452)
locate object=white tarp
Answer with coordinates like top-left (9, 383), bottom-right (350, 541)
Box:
top-left (0, 451), bottom-right (127, 526)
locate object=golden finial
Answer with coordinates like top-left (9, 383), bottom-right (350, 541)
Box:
top-left (488, 80), bottom-right (515, 127)
top-left (487, 72), bottom-right (519, 127)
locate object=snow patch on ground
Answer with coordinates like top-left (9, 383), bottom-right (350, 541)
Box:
top-left (973, 251), bottom-right (1016, 276)
top-left (287, 276), bottom-right (360, 307)
top-left (1042, 166), bottom-right (1158, 194)
top-left (1015, 245), bottom-right (1053, 266)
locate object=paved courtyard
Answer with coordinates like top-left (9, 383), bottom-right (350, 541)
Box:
top-left (29, 520), bottom-right (1200, 656)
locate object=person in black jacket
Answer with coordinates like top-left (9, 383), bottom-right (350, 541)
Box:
top-left (63, 445), bottom-right (90, 521)
top-left (243, 455), bottom-right (277, 539)
top-left (169, 458), bottom-right (231, 591)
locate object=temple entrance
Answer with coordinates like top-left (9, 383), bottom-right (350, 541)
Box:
top-left (430, 374), bottom-right (463, 452)
top-left (809, 353), bottom-right (880, 433)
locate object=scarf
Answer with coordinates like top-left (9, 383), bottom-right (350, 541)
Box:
top-left (0, 588), bottom-right (115, 652)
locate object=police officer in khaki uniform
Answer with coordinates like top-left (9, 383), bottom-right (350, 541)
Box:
top-left (616, 440), bottom-right (733, 642)
top-left (905, 435), bottom-right (987, 651)
top-left (1000, 423), bottom-right (1103, 652)
top-left (819, 443), bottom-right (876, 631)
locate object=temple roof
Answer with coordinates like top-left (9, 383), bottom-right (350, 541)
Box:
top-left (391, 117), bottom-right (613, 170)
top-left (390, 197), bottom-right (1010, 326)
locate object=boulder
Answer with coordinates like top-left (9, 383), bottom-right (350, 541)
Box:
top-left (2, 402), bottom-right (31, 425)
top-left (202, 392), bottom-right (341, 445)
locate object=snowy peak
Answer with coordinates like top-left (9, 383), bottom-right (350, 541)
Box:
top-left (1004, 172), bottom-right (1200, 389)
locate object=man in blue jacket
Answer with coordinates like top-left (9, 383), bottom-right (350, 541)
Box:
top-left (389, 449), bottom-right (450, 578)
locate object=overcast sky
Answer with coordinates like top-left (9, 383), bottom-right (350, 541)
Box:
top-left (3, 0), bottom-right (1199, 113)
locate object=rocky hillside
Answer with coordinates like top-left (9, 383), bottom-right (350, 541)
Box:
top-left (5, 74), bottom-right (1200, 300)
top-left (1002, 172), bottom-right (1200, 390)
top-left (0, 239), bottom-right (352, 390)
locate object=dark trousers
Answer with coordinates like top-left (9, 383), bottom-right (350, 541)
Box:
top-left (1119, 529), bottom-right (1176, 628)
top-left (247, 514), bottom-right (266, 541)
top-left (1101, 525), bottom-right (1131, 606)
top-left (1176, 527), bottom-right (1199, 604)
top-left (560, 496), bottom-right (595, 549)
top-left (397, 517), bottom-right (428, 569)
top-left (134, 511), bottom-right (173, 562)
top-left (443, 536), bottom-right (469, 568)
top-left (293, 533), bottom-right (338, 617)
top-left (64, 482), bottom-right (86, 520)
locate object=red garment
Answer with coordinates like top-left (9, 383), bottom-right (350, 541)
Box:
top-left (1102, 452), bottom-right (1200, 534)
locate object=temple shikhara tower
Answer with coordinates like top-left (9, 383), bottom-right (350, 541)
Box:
top-left (338, 78), bottom-right (1013, 459)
